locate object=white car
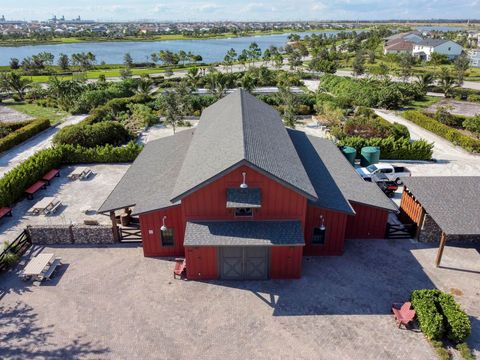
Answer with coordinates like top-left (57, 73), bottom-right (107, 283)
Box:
top-left (356, 163), bottom-right (411, 184)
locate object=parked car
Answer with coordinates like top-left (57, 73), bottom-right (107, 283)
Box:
top-left (372, 173), bottom-right (399, 198)
top-left (356, 163), bottom-right (411, 184)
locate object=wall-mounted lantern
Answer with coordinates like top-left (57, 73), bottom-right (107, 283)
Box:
top-left (240, 172), bottom-right (248, 189)
top-left (160, 216), bottom-right (168, 232)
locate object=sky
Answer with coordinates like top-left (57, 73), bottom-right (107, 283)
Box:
top-left (0, 0), bottom-right (479, 22)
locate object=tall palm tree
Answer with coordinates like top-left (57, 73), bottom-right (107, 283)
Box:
top-left (0, 72), bottom-right (32, 101)
top-left (437, 68), bottom-right (456, 98)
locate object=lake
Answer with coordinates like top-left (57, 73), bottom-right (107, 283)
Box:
top-left (0, 31), bottom-right (341, 66)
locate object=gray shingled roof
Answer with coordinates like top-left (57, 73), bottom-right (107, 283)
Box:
top-left (403, 177), bottom-right (480, 236)
top-left (226, 188), bottom-right (261, 208)
top-left (288, 129), bottom-right (397, 212)
top-left (98, 129), bottom-right (194, 215)
top-left (184, 220), bottom-right (305, 246)
top-left (416, 39), bottom-right (450, 47)
top-left (170, 89), bottom-right (317, 202)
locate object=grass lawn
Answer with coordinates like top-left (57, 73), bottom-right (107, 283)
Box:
top-left (407, 96), bottom-right (443, 111)
top-left (6, 102), bottom-right (69, 125)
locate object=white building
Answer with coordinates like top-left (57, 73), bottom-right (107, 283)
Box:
top-left (412, 39), bottom-right (463, 61)
top-left (469, 48), bottom-right (480, 68)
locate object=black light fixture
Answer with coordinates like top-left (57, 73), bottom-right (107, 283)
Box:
top-left (160, 216), bottom-right (167, 232)
top-left (240, 172), bottom-right (248, 189)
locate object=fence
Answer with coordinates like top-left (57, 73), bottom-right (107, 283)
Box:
top-left (0, 231), bottom-right (31, 271)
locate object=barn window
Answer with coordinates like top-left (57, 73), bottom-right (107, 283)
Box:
top-left (161, 228), bottom-right (174, 247)
top-left (235, 207), bottom-right (253, 217)
top-left (312, 227), bottom-right (326, 245)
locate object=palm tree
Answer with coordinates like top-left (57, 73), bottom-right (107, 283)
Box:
top-left (136, 75), bottom-right (154, 95)
top-left (0, 72), bottom-right (32, 100)
top-left (186, 68), bottom-right (201, 88)
top-left (437, 68), bottom-right (456, 98)
top-left (415, 73), bottom-right (435, 94)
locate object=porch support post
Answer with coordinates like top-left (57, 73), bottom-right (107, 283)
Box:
top-left (415, 207), bottom-right (426, 240)
top-left (435, 231), bottom-right (447, 267)
top-left (110, 211), bottom-right (120, 242)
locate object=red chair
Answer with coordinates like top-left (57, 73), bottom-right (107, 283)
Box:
top-left (173, 258), bottom-right (187, 279)
top-left (392, 302), bottom-right (416, 328)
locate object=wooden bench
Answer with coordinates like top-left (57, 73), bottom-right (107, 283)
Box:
top-left (0, 207), bottom-right (12, 219)
top-left (25, 181), bottom-right (47, 199)
top-left (44, 199), bottom-right (62, 215)
top-left (40, 258), bottom-right (62, 281)
top-left (42, 169), bottom-right (60, 185)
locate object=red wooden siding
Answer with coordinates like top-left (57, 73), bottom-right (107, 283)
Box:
top-left (182, 165), bottom-right (308, 226)
top-left (270, 246), bottom-right (303, 279)
top-left (304, 206), bottom-right (348, 256)
top-left (185, 247), bottom-right (218, 280)
top-left (345, 202), bottom-right (389, 239)
top-left (399, 188), bottom-right (423, 225)
top-left (139, 205), bottom-right (185, 257)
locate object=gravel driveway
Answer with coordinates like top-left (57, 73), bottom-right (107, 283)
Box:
top-left (0, 105), bottom-right (33, 123)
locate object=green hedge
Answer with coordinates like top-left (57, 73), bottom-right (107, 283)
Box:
top-left (411, 289), bottom-right (445, 340)
top-left (411, 289), bottom-right (471, 343)
top-left (0, 118), bottom-right (50, 153)
top-left (338, 136), bottom-right (433, 160)
top-left (0, 142), bottom-right (142, 207)
top-left (53, 121), bottom-right (131, 148)
top-left (437, 292), bottom-right (471, 343)
top-left (403, 111), bottom-right (480, 153)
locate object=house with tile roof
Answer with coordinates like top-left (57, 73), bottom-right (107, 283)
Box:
top-left (384, 39), bottom-right (415, 55)
top-left (99, 90), bottom-right (396, 280)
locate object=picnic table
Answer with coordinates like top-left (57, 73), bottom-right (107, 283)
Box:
top-left (27, 197), bottom-right (61, 215)
top-left (25, 180), bottom-right (47, 199)
top-left (22, 253), bottom-right (62, 281)
top-left (69, 167), bottom-right (92, 181)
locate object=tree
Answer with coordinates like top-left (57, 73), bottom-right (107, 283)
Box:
top-left (437, 67), bottom-right (457, 97)
top-left (48, 77), bottom-right (84, 111)
top-left (429, 52), bottom-right (447, 72)
top-left (273, 54), bottom-right (284, 69)
top-left (247, 42), bottom-right (262, 66)
top-left (123, 53), bottom-right (134, 69)
top-left (276, 86), bottom-right (299, 128)
top-left (415, 73), bottom-right (434, 94)
top-left (223, 48), bottom-right (237, 72)
top-left (58, 53), bottom-right (70, 70)
top-left (186, 67), bottom-right (201, 88)
top-left (0, 72), bottom-right (32, 100)
top-left (150, 53), bottom-right (159, 66)
top-left (9, 58), bottom-right (19, 70)
top-left (160, 92), bottom-right (181, 134)
top-left (309, 56), bottom-right (337, 74)
top-left (398, 53), bottom-right (415, 80)
top-left (367, 50), bottom-right (375, 64)
top-left (453, 53), bottom-right (470, 86)
top-left (463, 115), bottom-right (480, 138)
top-left (288, 51), bottom-right (302, 70)
top-left (136, 75), bottom-right (154, 95)
top-left (352, 52), bottom-right (365, 76)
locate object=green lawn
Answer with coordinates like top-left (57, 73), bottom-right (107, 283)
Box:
top-left (6, 102), bottom-right (69, 125)
top-left (407, 96), bottom-right (443, 111)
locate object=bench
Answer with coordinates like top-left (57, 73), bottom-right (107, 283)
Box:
top-left (25, 181), bottom-right (47, 199)
top-left (42, 169), bottom-right (60, 185)
top-left (44, 199), bottom-right (62, 215)
top-left (40, 258), bottom-right (62, 281)
top-left (80, 169), bottom-right (93, 180)
top-left (0, 207), bottom-right (12, 219)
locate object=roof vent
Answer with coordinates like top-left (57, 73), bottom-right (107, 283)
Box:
top-left (240, 172), bottom-right (248, 189)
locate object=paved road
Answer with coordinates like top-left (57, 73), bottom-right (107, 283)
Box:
top-left (0, 115), bottom-right (87, 177)
top-left (374, 109), bottom-right (480, 176)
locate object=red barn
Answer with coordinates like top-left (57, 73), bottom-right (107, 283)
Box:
top-left (99, 90), bottom-right (396, 280)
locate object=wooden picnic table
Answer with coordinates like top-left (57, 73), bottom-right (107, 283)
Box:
top-left (23, 253), bottom-right (55, 277)
top-left (28, 197), bottom-right (60, 215)
top-left (69, 167), bottom-right (91, 180)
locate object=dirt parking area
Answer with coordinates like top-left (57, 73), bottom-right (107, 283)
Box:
top-left (0, 163), bottom-right (130, 246)
top-left (427, 99), bottom-right (480, 117)
top-left (0, 105), bottom-right (33, 123)
top-left (1, 240), bottom-right (478, 359)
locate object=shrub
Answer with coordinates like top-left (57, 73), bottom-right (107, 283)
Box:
top-left (403, 111), bottom-right (480, 153)
top-left (411, 289), bottom-right (445, 340)
top-left (53, 122), bottom-right (131, 148)
top-left (456, 343), bottom-right (475, 360)
top-left (1, 251), bottom-right (19, 268)
top-left (0, 142), bottom-right (142, 207)
top-left (437, 293), bottom-right (471, 343)
top-left (338, 136), bottom-right (433, 160)
top-left (0, 118), bottom-right (50, 153)
top-left (463, 115), bottom-right (480, 138)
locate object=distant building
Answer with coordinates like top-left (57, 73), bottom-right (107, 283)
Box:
top-left (468, 48), bottom-right (480, 68)
top-left (384, 31), bottom-right (423, 45)
top-left (412, 39), bottom-right (463, 61)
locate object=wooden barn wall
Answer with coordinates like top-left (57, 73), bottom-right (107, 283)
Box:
top-left (304, 206), bottom-right (348, 256)
top-left (182, 165), bottom-right (308, 225)
top-left (345, 203), bottom-right (389, 240)
top-left (185, 247), bottom-right (218, 280)
top-left (399, 189), bottom-right (424, 225)
top-left (270, 246), bottom-right (303, 279)
top-left (139, 205), bottom-right (185, 257)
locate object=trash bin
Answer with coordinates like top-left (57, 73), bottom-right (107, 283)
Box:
top-left (340, 146), bottom-right (356, 166)
top-left (360, 146), bottom-right (380, 167)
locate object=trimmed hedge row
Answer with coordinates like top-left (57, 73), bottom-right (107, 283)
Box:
top-left (403, 111), bottom-right (480, 153)
top-left (0, 118), bottom-right (50, 153)
top-left (411, 289), bottom-right (471, 343)
top-left (0, 142), bottom-right (142, 207)
top-left (337, 136), bottom-right (433, 160)
top-left (53, 121), bottom-right (131, 148)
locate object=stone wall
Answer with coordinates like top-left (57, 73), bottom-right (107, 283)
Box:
top-left (26, 225), bottom-right (115, 245)
top-left (418, 214), bottom-right (480, 244)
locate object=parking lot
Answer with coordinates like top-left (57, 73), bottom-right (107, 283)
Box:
top-left (1, 240), bottom-right (479, 359)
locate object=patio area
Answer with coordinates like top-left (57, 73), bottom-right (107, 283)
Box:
top-left (1, 239), bottom-right (478, 359)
